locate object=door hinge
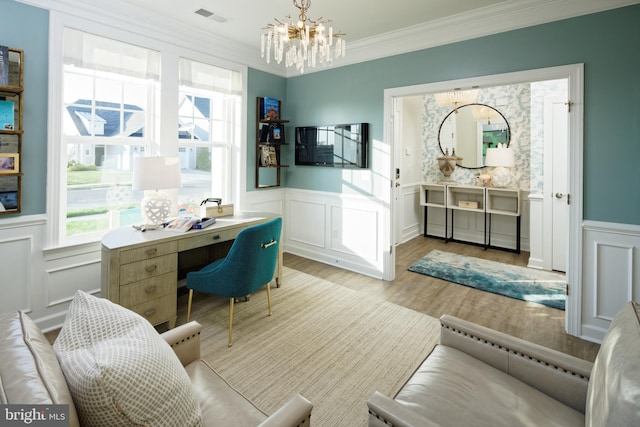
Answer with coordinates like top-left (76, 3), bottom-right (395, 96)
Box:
top-left (566, 284), bottom-right (569, 296)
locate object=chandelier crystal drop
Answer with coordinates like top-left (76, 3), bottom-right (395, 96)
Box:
top-left (261, 0), bottom-right (346, 73)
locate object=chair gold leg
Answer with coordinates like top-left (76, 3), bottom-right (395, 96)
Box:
top-left (266, 283), bottom-right (272, 316)
top-left (228, 297), bottom-right (234, 347)
top-left (187, 289), bottom-right (194, 322)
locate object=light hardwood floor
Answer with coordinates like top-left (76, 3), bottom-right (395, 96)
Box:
top-left (284, 235), bottom-right (600, 362)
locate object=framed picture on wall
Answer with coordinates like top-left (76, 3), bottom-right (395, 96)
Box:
top-left (0, 153), bottom-right (18, 173)
top-left (270, 123), bottom-right (285, 143)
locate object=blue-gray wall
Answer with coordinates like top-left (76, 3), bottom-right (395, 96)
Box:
top-left (0, 0), bottom-right (48, 216)
top-left (3, 1), bottom-right (639, 226)
top-left (278, 5), bottom-right (640, 226)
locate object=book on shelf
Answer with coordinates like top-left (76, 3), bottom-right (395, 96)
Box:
top-left (0, 100), bottom-right (14, 130)
top-left (0, 45), bottom-right (8, 86)
top-left (260, 145), bottom-right (278, 167)
top-left (163, 216), bottom-right (216, 232)
top-left (260, 97), bottom-right (280, 121)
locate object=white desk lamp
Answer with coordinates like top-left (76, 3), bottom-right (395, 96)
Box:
top-left (485, 144), bottom-right (515, 187)
top-left (132, 157), bottom-right (182, 227)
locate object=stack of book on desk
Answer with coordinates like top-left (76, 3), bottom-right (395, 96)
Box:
top-left (163, 216), bottom-right (216, 232)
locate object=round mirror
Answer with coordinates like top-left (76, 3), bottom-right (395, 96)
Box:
top-left (438, 103), bottom-right (510, 169)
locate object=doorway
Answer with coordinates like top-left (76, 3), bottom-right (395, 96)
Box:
top-left (384, 64), bottom-right (584, 336)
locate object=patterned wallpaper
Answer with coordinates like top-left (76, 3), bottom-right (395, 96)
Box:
top-left (421, 80), bottom-right (568, 193)
top-left (422, 84), bottom-right (532, 190)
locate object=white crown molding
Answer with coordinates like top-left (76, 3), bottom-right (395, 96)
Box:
top-left (18, 0), bottom-right (640, 78)
top-left (332, 0), bottom-right (640, 73)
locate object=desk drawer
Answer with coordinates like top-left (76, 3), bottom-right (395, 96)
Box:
top-left (120, 272), bottom-right (175, 307)
top-left (127, 293), bottom-right (177, 326)
top-left (178, 227), bottom-right (242, 252)
top-left (119, 253), bottom-right (177, 286)
top-left (120, 241), bottom-right (177, 264)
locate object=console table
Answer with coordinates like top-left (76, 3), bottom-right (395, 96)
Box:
top-left (101, 212), bottom-right (282, 329)
top-left (420, 184), bottom-right (521, 253)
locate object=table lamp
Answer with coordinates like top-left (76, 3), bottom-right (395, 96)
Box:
top-left (485, 143), bottom-right (515, 187)
top-left (132, 157), bottom-right (182, 227)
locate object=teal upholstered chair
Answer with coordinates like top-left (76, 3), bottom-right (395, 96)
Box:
top-left (186, 217), bottom-right (282, 347)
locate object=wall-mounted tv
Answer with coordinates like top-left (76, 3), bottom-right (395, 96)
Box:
top-left (295, 123), bottom-right (368, 168)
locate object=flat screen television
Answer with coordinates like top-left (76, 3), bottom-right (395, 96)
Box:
top-left (295, 123), bottom-right (368, 168)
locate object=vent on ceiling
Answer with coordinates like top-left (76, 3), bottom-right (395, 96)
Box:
top-left (194, 8), bottom-right (229, 24)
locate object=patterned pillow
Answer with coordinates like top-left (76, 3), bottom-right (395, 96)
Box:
top-left (53, 290), bottom-right (202, 426)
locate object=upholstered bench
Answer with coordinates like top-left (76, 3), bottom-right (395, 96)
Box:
top-left (368, 301), bottom-right (640, 426)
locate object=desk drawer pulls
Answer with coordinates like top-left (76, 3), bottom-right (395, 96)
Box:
top-left (145, 265), bottom-right (158, 273)
top-left (261, 239), bottom-right (277, 249)
top-left (144, 285), bottom-right (157, 294)
top-left (144, 308), bottom-right (156, 317)
top-left (145, 248), bottom-right (158, 256)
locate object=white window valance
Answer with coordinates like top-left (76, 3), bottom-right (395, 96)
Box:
top-left (63, 27), bottom-right (160, 80)
top-left (179, 58), bottom-right (242, 94)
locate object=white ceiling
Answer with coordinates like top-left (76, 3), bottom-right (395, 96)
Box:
top-left (122, 0), bottom-right (506, 47)
top-left (24, 0), bottom-right (640, 75)
top-left (117, 0), bottom-right (636, 49)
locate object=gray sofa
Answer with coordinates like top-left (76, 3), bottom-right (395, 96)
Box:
top-left (0, 311), bottom-right (312, 427)
top-left (368, 301), bottom-right (640, 426)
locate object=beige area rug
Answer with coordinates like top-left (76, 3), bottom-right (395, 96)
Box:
top-left (196, 267), bottom-right (441, 427)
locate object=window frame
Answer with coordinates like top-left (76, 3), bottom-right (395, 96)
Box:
top-left (46, 11), bottom-right (248, 249)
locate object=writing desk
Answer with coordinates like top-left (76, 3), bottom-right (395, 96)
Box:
top-left (101, 212), bottom-right (281, 329)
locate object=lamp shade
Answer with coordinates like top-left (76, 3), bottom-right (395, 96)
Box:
top-left (485, 145), bottom-right (514, 168)
top-left (132, 157), bottom-right (182, 191)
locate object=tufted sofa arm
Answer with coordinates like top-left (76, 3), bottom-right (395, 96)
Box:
top-left (161, 321), bottom-right (202, 366)
top-left (439, 315), bottom-right (592, 413)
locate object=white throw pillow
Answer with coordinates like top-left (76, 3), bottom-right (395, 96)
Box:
top-left (54, 290), bottom-right (202, 426)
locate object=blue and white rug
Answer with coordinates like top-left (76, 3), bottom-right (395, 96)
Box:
top-left (408, 250), bottom-right (566, 310)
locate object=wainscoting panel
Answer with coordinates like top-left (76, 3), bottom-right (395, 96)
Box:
top-left (243, 189), bottom-right (285, 216)
top-left (285, 189), bottom-right (385, 278)
top-left (528, 194), bottom-right (544, 268)
top-left (581, 221), bottom-right (640, 342)
top-left (400, 184), bottom-right (421, 244)
top-left (287, 199), bottom-right (327, 248)
top-left (0, 234), bottom-right (32, 314)
top-left (46, 259), bottom-right (102, 308)
top-left (330, 205), bottom-right (378, 261)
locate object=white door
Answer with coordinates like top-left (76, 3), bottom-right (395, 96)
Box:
top-left (544, 96), bottom-right (569, 272)
top-left (393, 97), bottom-right (402, 247)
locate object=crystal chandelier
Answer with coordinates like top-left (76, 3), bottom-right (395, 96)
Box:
top-left (261, 0), bottom-right (346, 73)
top-left (434, 89), bottom-right (479, 108)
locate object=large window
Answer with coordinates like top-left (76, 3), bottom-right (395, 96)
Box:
top-left (55, 28), bottom-right (242, 246)
top-left (177, 58), bottom-right (241, 215)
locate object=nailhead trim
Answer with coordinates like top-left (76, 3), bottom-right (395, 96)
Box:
top-left (441, 323), bottom-right (588, 380)
top-left (170, 331), bottom-right (201, 348)
top-left (368, 409), bottom-right (393, 425)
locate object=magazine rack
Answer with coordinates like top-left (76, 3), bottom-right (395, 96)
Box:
top-left (0, 47), bottom-right (23, 214)
top-left (256, 97), bottom-right (288, 188)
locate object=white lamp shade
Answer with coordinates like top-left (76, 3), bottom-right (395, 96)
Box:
top-left (132, 157), bottom-right (182, 191)
top-left (485, 146), bottom-right (514, 168)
